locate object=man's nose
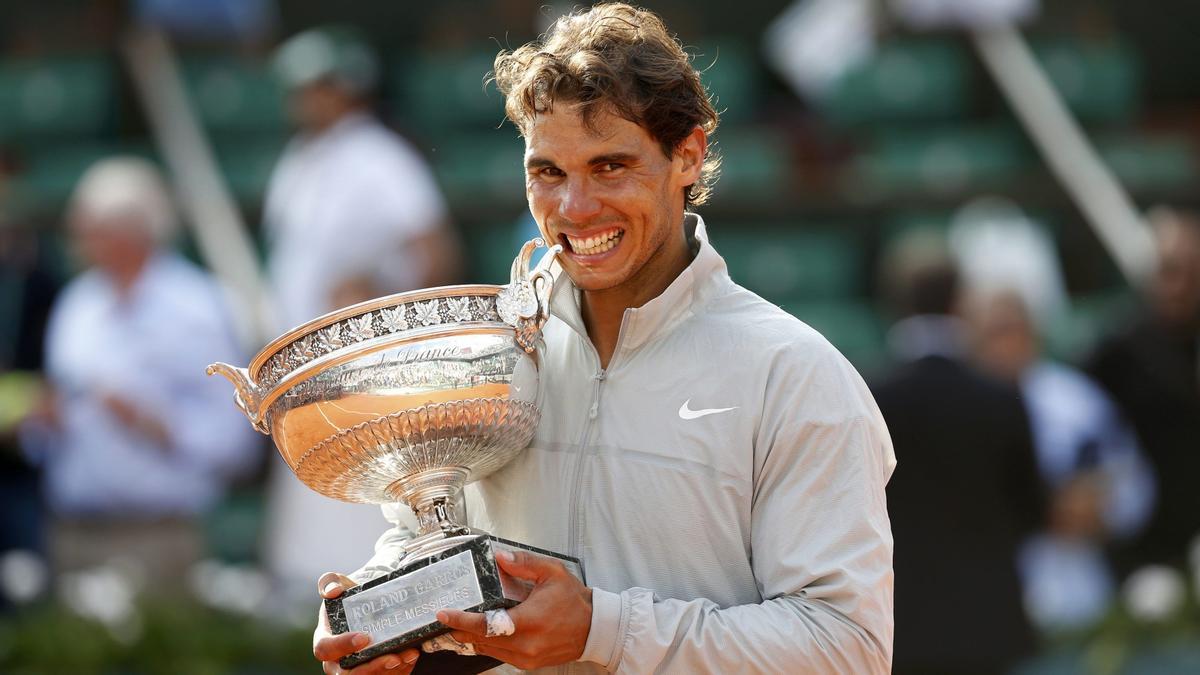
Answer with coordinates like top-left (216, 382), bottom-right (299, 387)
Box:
top-left (558, 177), bottom-right (602, 223)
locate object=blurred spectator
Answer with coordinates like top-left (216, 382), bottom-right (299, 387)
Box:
top-left (261, 26), bottom-right (463, 599)
top-left (872, 233), bottom-right (1045, 675)
top-left (948, 197), bottom-right (1069, 330)
top-left (0, 159), bottom-right (61, 606)
top-left (967, 288), bottom-right (1155, 633)
top-left (1087, 208), bottom-right (1200, 571)
top-left (20, 157), bottom-right (258, 587)
top-left (265, 25), bottom-right (461, 330)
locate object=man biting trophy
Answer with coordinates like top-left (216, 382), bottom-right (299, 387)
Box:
top-left (215, 4), bottom-right (896, 674)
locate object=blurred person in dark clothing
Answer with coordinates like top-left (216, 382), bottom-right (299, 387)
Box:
top-left (20, 157), bottom-right (258, 586)
top-left (0, 199), bottom-right (61, 599)
top-left (968, 289), bottom-right (1154, 633)
top-left (1087, 208), bottom-right (1200, 571)
top-left (872, 235), bottom-right (1044, 675)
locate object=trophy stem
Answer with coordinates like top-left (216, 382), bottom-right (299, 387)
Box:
top-left (386, 467), bottom-right (471, 537)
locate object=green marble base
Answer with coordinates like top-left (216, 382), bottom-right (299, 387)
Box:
top-left (324, 534), bottom-right (582, 672)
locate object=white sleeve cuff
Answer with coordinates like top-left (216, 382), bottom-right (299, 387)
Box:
top-left (580, 587), bottom-right (626, 672)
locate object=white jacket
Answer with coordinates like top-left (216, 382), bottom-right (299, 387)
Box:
top-left (357, 215), bottom-right (896, 674)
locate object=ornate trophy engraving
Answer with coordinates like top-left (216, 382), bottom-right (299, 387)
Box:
top-left (208, 240), bottom-right (579, 673)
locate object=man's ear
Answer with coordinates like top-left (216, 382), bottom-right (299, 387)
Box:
top-left (675, 126), bottom-right (707, 186)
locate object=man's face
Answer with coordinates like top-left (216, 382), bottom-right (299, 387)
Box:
top-left (288, 80), bottom-right (353, 133)
top-left (70, 214), bottom-right (152, 278)
top-left (1152, 221), bottom-right (1200, 329)
top-left (523, 105), bottom-right (703, 295)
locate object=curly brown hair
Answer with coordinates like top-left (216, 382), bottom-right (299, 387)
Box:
top-left (490, 2), bottom-right (721, 207)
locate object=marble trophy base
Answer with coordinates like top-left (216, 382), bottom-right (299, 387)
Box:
top-left (325, 534), bottom-right (583, 672)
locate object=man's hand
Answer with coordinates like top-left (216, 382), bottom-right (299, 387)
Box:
top-left (437, 550), bottom-right (593, 670)
top-left (313, 571), bottom-right (421, 674)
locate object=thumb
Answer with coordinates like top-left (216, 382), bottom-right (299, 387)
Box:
top-left (317, 571), bottom-right (357, 598)
top-left (495, 549), bottom-right (563, 584)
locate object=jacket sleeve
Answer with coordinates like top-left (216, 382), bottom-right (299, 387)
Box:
top-left (581, 354), bottom-right (896, 674)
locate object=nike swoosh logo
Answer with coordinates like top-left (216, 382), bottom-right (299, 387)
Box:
top-left (678, 399), bottom-right (739, 420)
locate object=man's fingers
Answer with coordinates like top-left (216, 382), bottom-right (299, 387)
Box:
top-left (318, 571), bottom-right (358, 598)
top-left (495, 549), bottom-right (563, 583)
top-left (319, 649), bottom-right (419, 675)
top-left (436, 608), bottom-right (489, 636)
top-left (313, 631), bottom-right (370, 662)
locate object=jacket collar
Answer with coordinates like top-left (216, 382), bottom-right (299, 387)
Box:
top-left (548, 213), bottom-right (730, 355)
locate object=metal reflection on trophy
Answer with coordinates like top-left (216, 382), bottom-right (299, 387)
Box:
top-left (207, 239), bottom-right (581, 673)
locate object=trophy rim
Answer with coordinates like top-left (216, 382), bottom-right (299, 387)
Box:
top-left (250, 283), bottom-right (505, 383)
top-left (253, 323), bottom-right (520, 425)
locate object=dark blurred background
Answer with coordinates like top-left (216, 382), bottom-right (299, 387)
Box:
top-left (1, 0), bottom-right (1198, 673)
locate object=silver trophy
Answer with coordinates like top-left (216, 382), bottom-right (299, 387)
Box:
top-left (208, 240), bottom-right (579, 672)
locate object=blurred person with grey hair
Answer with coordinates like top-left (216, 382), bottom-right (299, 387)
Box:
top-left (20, 157), bottom-right (259, 586)
top-left (966, 288), bottom-right (1154, 633)
top-left (261, 25), bottom-right (464, 602)
top-left (1087, 208), bottom-right (1200, 572)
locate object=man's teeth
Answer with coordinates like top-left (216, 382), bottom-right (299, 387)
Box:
top-left (567, 230), bottom-right (622, 255)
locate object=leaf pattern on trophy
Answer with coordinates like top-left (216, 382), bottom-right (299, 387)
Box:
top-left (497, 283), bottom-right (538, 326)
top-left (379, 306), bottom-right (409, 334)
top-left (296, 335), bottom-right (316, 360)
top-left (317, 326), bottom-right (344, 353)
top-left (447, 296), bottom-right (473, 323)
top-left (349, 313), bottom-right (375, 341)
top-left (415, 299), bottom-right (442, 326)
top-left (474, 296), bottom-right (496, 321)
top-left (285, 343), bottom-right (305, 370)
top-left (268, 358), bottom-right (286, 384)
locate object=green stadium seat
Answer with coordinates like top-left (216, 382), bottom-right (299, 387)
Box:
top-left (203, 490), bottom-right (265, 564)
top-left (819, 40), bottom-right (971, 127)
top-left (212, 136), bottom-right (287, 203)
top-left (853, 124), bottom-right (1031, 194)
top-left (710, 126), bottom-right (792, 200)
top-left (398, 50), bottom-right (507, 132)
top-left (0, 56), bottom-right (116, 141)
top-left (1096, 133), bottom-right (1199, 193)
top-left (179, 55), bottom-right (287, 134)
top-left (693, 39), bottom-right (760, 124)
top-left (15, 141), bottom-right (154, 207)
top-left (462, 219), bottom-right (524, 285)
top-left (428, 131), bottom-right (525, 206)
top-left (1033, 38), bottom-right (1140, 124)
top-left (881, 209), bottom-right (1061, 252)
top-left (709, 225), bottom-right (862, 301)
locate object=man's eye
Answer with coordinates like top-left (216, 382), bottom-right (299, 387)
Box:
top-left (539, 167), bottom-right (564, 178)
top-left (598, 163), bottom-right (623, 173)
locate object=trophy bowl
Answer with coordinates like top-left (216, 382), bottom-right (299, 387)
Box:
top-left (208, 239), bottom-right (560, 536)
top-left (208, 240), bottom-right (581, 672)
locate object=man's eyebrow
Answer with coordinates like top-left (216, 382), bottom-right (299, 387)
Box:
top-left (588, 152), bottom-right (638, 166)
top-left (525, 152), bottom-right (640, 170)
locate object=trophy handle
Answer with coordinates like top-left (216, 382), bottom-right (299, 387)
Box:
top-left (499, 238), bottom-right (562, 353)
top-left (530, 243), bottom-right (562, 327)
top-left (206, 362), bottom-right (269, 434)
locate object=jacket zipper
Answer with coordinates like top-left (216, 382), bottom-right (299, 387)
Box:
top-left (565, 314), bottom-right (630, 561)
top-left (565, 356), bottom-right (604, 560)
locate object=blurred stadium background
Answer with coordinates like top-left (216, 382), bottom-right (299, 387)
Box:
top-left (3, 1), bottom-right (1197, 366)
top-left (1, 0), bottom-right (1198, 673)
